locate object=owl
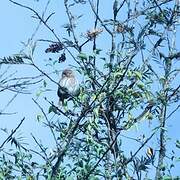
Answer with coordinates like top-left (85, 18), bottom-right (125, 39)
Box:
top-left (57, 69), bottom-right (79, 105)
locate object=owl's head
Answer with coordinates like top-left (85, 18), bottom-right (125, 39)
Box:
top-left (61, 69), bottom-right (74, 78)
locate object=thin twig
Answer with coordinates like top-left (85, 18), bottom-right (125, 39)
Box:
top-left (85, 128), bottom-right (123, 179)
top-left (88, 0), bottom-right (112, 36)
top-left (9, 0), bottom-right (78, 64)
top-left (64, 0), bottom-right (80, 51)
top-left (0, 93), bottom-right (18, 114)
top-left (32, 98), bottom-right (58, 146)
top-left (31, 133), bottom-right (49, 161)
top-left (51, 107), bottom-right (90, 178)
top-left (0, 117), bottom-right (25, 149)
top-left (30, 0), bottom-right (52, 41)
top-left (125, 130), bottom-right (157, 165)
top-left (167, 104), bottom-right (180, 120)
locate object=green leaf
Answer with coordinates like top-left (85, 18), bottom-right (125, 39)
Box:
top-left (36, 113), bottom-right (43, 122)
top-left (114, 71), bottom-right (123, 78)
top-left (0, 55), bottom-right (24, 64)
top-left (128, 112), bottom-right (133, 121)
top-left (36, 90), bottom-right (42, 97)
top-left (176, 140), bottom-right (180, 149)
top-left (147, 112), bottom-right (153, 120)
top-left (53, 60), bottom-right (58, 65)
top-left (48, 105), bottom-right (58, 114)
top-left (43, 80), bottom-right (47, 88)
top-left (31, 41), bottom-right (37, 56)
top-left (94, 49), bottom-right (102, 55)
top-left (134, 71), bottom-right (142, 80)
top-left (137, 83), bottom-right (145, 90)
top-left (162, 176), bottom-right (172, 180)
top-left (100, 57), bottom-right (106, 61)
top-left (78, 53), bottom-right (87, 60)
top-left (93, 107), bottom-right (99, 118)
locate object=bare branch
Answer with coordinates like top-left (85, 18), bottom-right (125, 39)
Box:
top-left (0, 117), bottom-right (25, 149)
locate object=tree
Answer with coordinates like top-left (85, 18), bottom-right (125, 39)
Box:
top-left (0, 0), bottom-right (180, 179)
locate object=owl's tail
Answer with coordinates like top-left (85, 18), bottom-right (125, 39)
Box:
top-left (58, 98), bottom-right (63, 107)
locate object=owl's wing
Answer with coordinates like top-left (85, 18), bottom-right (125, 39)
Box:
top-left (57, 76), bottom-right (79, 105)
top-left (57, 77), bottom-right (69, 103)
top-left (67, 78), bottom-right (79, 95)
top-left (57, 85), bottom-right (67, 95)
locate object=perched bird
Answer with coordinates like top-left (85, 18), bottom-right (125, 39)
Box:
top-left (57, 69), bottom-right (79, 106)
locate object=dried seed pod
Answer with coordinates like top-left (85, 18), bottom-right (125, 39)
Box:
top-left (45, 42), bottom-right (64, 53)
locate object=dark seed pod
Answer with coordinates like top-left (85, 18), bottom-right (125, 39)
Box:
top-left (58, 53), bottom-right (66, 63)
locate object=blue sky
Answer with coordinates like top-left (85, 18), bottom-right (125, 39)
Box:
top-left (0, 0), bottom-right (180, 177)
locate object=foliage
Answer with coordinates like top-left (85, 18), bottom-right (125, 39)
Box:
top-left (0, 0), bottom-right (180, 179)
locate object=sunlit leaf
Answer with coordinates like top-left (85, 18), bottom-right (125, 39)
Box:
top-left (78, 53), bottom-right (87, 60)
